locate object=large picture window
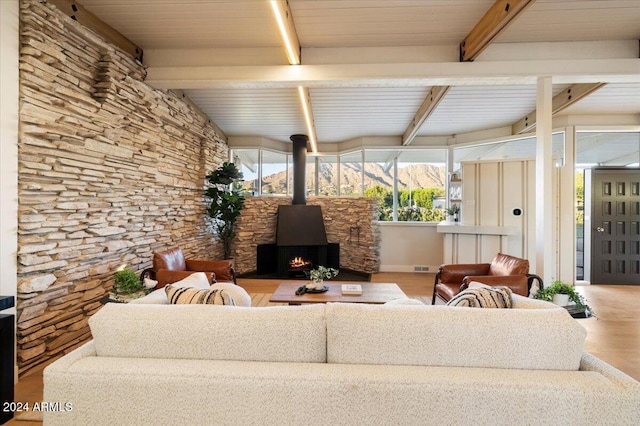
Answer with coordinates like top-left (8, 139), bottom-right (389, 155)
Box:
top-left (231, 147), bottom-right (447, 222)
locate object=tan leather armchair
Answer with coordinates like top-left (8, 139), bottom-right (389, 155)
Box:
top-left (431, 253), bottom-right (542, 304)
top-left (144, 247), bottom-right (236, 289)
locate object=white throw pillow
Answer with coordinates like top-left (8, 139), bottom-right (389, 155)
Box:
top-left (210, 283), bottom-right (252, 307)
top-left (170, 272), bottom-right (211, 290)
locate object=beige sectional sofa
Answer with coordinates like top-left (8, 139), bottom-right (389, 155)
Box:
top-left (44, 296), bottom-right (640, 425)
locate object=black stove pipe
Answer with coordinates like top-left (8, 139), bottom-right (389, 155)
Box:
top-left (290, 134), bottom-right (309, 205)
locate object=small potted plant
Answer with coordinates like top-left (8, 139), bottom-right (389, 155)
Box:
top-left (534, 280), bottom-right (590, 311)
top-left (308, 266), bottom-right (339, 289)
top-left (446, 205), bottom-right (459, 223)
top-left (113, 268), bottom-right (144, 294)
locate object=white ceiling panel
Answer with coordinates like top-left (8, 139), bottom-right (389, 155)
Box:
top-left (184, 88), bottom-right (307, 141)
top-left (417, 85), bottom-right (568, 136)
top-left (559, 83), bottom-right (640, 116)
top-left (291, 0), bottom-right (494, 47)
top-left (310, 87), bottom-right (429, 143)
top-left (500, 0), bottom-right (640, 43)
top-left (79, 0), bottom-right (281, 49)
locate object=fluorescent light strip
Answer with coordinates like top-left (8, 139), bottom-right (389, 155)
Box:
top-left (270, 0), bottom-right (300, 65)
top-left (298, 86), bottom-right (318, 153)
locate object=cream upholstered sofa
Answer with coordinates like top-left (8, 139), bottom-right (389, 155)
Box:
top-left (44, 295), bottom-right (640, 425)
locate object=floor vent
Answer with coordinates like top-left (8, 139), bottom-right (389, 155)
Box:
top-left (413, 266), bottom-right (430, 272)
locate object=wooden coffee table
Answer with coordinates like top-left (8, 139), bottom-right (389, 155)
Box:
top-left (269, 282), bottom-right (406, 305)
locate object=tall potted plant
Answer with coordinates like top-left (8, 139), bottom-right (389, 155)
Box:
top-left (205, 162), bottom-right (245, 259)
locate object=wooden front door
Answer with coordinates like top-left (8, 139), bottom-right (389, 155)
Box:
top-left (591, 168), bottom-right (640, 284)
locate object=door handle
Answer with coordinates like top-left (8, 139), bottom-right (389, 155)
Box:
top-left (596, 227), bottom-right (605, 233)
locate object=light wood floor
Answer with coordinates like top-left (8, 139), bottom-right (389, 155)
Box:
top-left (7, 272), bottom-right (640, 425)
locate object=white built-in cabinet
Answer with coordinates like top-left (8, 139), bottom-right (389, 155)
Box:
top-left (439, 159), bottom-right (559, 274)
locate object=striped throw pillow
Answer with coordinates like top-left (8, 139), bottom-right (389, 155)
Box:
top-left (164, 284), bottom-right (236, 306)
top-left (446, 287), bottom-right (512, 308)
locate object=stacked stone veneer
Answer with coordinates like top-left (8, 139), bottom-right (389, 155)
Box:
top-left (16, 1), bottom-right (228, 376)
top-left (234, 197), bottom-right (381, 275)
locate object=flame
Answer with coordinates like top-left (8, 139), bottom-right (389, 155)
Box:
top-left (289, 257), bottom-right (311, 268)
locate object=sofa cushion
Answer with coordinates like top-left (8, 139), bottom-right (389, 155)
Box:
top-left (446, 287), bottom-right (512, 308)
top-left (128, 282), bottom-right (252, 307)
top-left (326, 302), bottom-right (586, 371)
top-left (165, 285), bottom-right (235, 305)
top-left (89, 303), bottom-right (327, 362)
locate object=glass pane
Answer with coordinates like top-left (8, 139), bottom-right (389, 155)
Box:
top-left (339, 151), bottom-right (363, 196)
top-left (232, 149), bottom-right (259, 196)
top-left (364, 150), bottom-right (396, 221)
top-left (286, 154), bottom-right (316, 197)
top-left (261, 150), bottom-right (288, 196)
top-left (576, 131), bottom-right (640, 167)
top-left (316, 155), bottom-right (338, 196)
top-left (395, 150), bottom-right (447, 222)
top-left (453, 132), bottom-right (565, 170)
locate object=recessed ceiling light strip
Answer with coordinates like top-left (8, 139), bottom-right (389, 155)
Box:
top-left (298, 86), bottom-right (318, 153)
top-left (271, 1), bottom-right (317, 152)
top-left (270, 0), bottom-right (300, 65)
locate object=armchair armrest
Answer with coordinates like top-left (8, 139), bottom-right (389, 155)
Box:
top-left (185, 260), bottom-right (236, 283)
top-left (438, 263), bottom-right (491, 284)
top-left (155, 269), bottom-right (215, 288)
top-left (462, 275), bottom-right (529, 296)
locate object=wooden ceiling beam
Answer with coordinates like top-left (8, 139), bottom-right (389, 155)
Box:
top-left (402, 86), bottom-right (450, 146)
top-left (48, 0), bottom-right (143, 62)
top-left (512, 83), bottom-right (606, 134)
top-left (460, 0), bottom-right (536, 62)
top-left (270, 0), bottom-right (301, 65)
top-left (402, 1), bottom-right (533, 145)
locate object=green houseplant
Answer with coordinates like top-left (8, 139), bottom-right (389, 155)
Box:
top-left (446, 204), bottom-right (459, 222)
top-left (308, 266), bottom-right (339, 285)
top-left (205, 162), bottom-right (245, 260)
top-left (534, 280), bottom-right (589, 309)
top-left (113, 268), bottom-right (143, 294)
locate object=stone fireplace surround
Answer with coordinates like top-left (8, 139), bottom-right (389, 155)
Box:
top-left (234, 197), bottom-right (381, 276)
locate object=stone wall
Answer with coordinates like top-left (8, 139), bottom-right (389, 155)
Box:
top-left (234, 197), bottom-right (380, 274)
top-left (16, 1), bottom-right (228, 376)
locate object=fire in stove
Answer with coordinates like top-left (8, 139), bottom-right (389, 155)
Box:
top-left (289, 256), bottom-right (312, 270)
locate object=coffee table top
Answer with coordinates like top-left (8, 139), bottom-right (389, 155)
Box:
top-left (269, 282), bottom-right (406, 304)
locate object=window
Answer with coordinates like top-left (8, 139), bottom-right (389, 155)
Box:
top-left (339, 151), bottom-right (363, 196)
top-left (316, 155), bottom-right (338, 196)
top-left (364, 150), bottom-right (395, 221)
top-left (453, 133), bottom-right (566, 171)
top-left (232, 147), bottom-right (447, 223)
top-left (232, 149), bottom-right (259, 196)
top-left (363, 149), bottom-right (446, 222)
top-left (395, 150), bottom-right (446, 222)
top-left (260, 150), bottom-right (288, 195)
